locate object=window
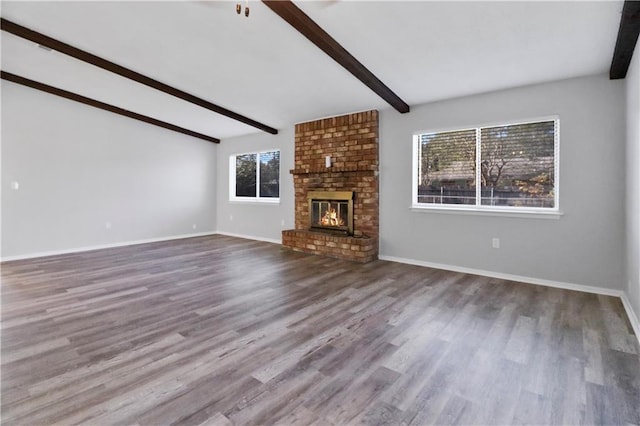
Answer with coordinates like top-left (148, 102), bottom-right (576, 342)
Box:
top-left (413, 118), bottom-right (558, 213)
top-left (230, 150), bottom-right (280, 202)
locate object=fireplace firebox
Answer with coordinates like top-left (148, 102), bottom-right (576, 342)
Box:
top-left (308, 191), bottom-right (354, 235)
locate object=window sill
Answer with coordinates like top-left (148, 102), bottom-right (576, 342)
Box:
top-left (410, 205), bottom-right (563, 219)
top-left (229, 198), bottom-right (280, 205)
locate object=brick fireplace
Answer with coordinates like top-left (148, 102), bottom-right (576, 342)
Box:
top-left (282, 110), bottom-right (379, 263)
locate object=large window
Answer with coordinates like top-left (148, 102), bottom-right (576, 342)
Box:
top-left (230, 150), bottom-right (280, 202)
top-left (413, 118), bottom-right (558, 212)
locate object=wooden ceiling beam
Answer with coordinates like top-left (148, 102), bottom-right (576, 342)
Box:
top-left (1, 71), bottom-right (220, 144)
top-left (1, 18), bottom-right (278, 135)
top-left (610, 0), bottom-right (640, 79)
top-left (262, 1), bottom-right (410, 114)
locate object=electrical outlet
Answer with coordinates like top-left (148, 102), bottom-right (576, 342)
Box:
top-left (281, 219), bottom-right (285, 227)
top-left (492, 238), bottom-right (500, 249)
top-left (10, 181), bottom-right (19, 191)
top-left (105, 221), bottom-right (112, 229)
top-left (192, 224), bottom-right (197, 230)
top-left (230, 215), bottom-right (233, 221)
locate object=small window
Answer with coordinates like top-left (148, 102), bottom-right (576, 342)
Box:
top-left (230, 150), bottom-right (280, 202)
top-left (413, 118), bottom-right (558, 212)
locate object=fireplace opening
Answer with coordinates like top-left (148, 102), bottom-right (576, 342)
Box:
top-left (308, 191), bottom-right (354, 235)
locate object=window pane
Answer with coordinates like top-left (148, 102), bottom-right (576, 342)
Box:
top-left (417, 129), bottom-right (476, 205)
top-left (480, 121), bottom-right (555, 208)
top-left (259, 151), bottom-right (280, 198)
top-left (235, 153), bottom-right (256, 197)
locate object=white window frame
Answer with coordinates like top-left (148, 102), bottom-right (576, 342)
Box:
top-left (412, 117), bottom-right (561, 218)
top-left (229, 149), bottom-right (280, 204)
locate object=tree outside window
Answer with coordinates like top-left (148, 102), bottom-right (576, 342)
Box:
top-left (231, 150), bottom-right (280, 202)
top-left (415, 119), bottom-right (558, 210)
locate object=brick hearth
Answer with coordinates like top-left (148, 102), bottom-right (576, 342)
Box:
top-left (282, 110), bottom-right (379, 263)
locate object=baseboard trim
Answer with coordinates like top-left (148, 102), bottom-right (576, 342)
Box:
top-left (620, 292), bottom-right (640, 342)
top-left (215, 231), bottom-right (282, 245)
top-left (378, 254), bottom-right (640, 345)
top-left (378, 255), bottom-right (620, 296)
top-left (1, 231), bottom-right (218, 262)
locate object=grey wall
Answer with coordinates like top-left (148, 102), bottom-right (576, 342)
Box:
top-left (379, 74), bottom-right (626, 290)
top-left (626, 52), bottom-right (640, 319)
top-left (214, 75), bottom-right (627, 291)
top-left (215, 128), bottom-right (294, 242)
top-left (1, 81), bottom-right (217, 258)
top-left (6, 70), bottom-right (626, 296)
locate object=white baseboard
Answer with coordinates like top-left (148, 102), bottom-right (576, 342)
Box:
top-left (1, 231), bottom-right (218, 262)
top-left (620, 292), bottom-right (640, 343)
top-left (215, 231), bottom-right (282, 245)
top-left (2, 230), bottom-right (281, 262)
top-left (378, 255), bottom-right (621, 296)
top-left (379, 254), bottom-right (640, 345)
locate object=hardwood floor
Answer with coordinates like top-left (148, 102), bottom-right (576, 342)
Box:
top-left (1, 235), bottom-right (639, 425)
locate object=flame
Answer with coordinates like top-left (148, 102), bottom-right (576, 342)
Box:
top-left (320, 208), bottom-right (344, 227)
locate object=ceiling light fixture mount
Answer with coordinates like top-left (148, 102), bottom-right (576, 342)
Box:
top-left (236, 1), bottom-right (249, 17)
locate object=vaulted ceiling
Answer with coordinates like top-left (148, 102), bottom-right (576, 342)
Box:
top-left (0, 1), bottom-right (626, 142)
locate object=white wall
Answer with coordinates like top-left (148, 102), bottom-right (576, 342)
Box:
top-left (626, 52), bottom-right (640, 320)
top-left (380, 74), bottom-right (626, 290)
top-left (1, 81), bottom-right (217, 259)
top-left (215, 128), bottom-right (294, 243)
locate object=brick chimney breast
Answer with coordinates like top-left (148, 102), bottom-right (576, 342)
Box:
top-left (283, 110), bottom-right (379, 263)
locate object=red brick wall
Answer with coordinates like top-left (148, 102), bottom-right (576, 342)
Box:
top-left (282, 230), bottom-right (377, 263)
top-left (283, 110), bottom-right (379, 262)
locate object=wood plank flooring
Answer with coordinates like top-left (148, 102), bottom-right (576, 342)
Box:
top-left (1, 235), bottom-right (639, 425)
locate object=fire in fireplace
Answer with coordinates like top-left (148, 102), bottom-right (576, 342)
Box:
top-left (308, 191), bottom-right (354, 235)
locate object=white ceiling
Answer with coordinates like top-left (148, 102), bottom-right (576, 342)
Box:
top-left (0, 1), bottom-right (624, 142)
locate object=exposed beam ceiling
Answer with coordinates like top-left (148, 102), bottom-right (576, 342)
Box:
top-left (0, 18), bottom-right (278, 135)
top-left (1, 71), bottom-right (220, 144)
top-left (610, 0), bottom-right (640, 79)
top-left (262, 0), bottom-right (410, 114)
top-left (0, 2), bottom-right (622, 140)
